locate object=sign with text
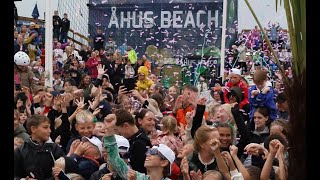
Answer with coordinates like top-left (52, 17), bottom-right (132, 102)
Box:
top-left (88, 1), bottom-right (223, 58)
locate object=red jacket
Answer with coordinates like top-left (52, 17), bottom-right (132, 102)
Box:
top-left (86, 57), bottom-right (99, 79)
top-left (223, 80), bottom-right (249, 109)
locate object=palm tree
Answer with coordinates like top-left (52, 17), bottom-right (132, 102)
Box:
top-left (244, 0), bottom-right (306, 179)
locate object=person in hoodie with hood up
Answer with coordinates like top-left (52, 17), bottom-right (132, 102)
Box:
top-left (14, 114), bottom-right (65, 180)
top-left (136, 66), bottom-right (154, 93)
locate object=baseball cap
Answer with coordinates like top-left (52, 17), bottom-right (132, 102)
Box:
top-left (82, 136), bottom-right (103, 158)
top-left (29, 22), bottom-right (36, 26)
top-left (115, 135), bottom-right (130, 153)
top-left (150, 144), bottom-right (175, 175)
top-left (276, 92), bottom-right (286, 103)
top-left (229, 68), bottom-right (241, 76)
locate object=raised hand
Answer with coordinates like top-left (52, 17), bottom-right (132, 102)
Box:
top-left (229, 145), bottom-right (239, 157)
top-left (251, 90), bottom-right (259, 97)
top-left (221, 151), bottom-right (233, 167)
top-left (197, 97), bottom-right (207, 106)
top-left (74, 142), bottom-right (90, 156)
top-left (210, 138), bottom-right (221, 153)
top-left (67, 139), bottom-right (81, 156)
top-left (174, 95), bottom-right (183, 110)
top-left (75, 97), bottom-right (87, 109)
top-left (104, 114), bottom-right (117, 136)
top-left (32, 94), bottom-right (42, 104)
top-left (92, 108), bottom-right (101, 116)
top-left (127, 169), bottom-right (137, 180)
top-left (190, 169), bottom-right (202, 180)
top-left (118, 85), bottom-right (127, 98)
top-left (180, 157), bottom-right (189, 175)
top-left (244, 143), bottom-right (265, 156)
top-left (97, 64), bottom-right (108, 76)
top-left (262, 86), bottom-right (271, 94)
top-left (52, 166), bottom-right (63, 180)
top-left (185, 110), bottom-right (195, 127)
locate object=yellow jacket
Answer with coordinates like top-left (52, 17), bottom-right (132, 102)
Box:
top-left (136, 78), bottom-right (154, 92)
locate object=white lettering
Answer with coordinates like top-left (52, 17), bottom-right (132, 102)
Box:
top-left (184, 10), bottom-right (195, 28)
top-left (172, 11), bottom-right (183, 28)
top-left (144, 11), bottom-right (154, 28)
top-left (108, 7), bottom-right (119, 28)
top-left (161, 11), bottom-right (171, 28)
top-left (132, 11), bottom-right (143, 28)
top-left (196, 10), bottom-right (206, 28)
top-left (208, 10), bottom-right (219, 28)
top-left (120, 11), bottom-right (131, 28)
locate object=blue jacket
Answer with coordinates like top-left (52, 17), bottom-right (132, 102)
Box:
top-left (249, 85), bottom-right (277, 121)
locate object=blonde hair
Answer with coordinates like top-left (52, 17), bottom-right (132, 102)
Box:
top-left (76, 110), bottom-right (94, 124)
top-left (202, 170), bottom-right (223, 180)
top-left (193, 125), bottom-right (218, 152)
top-left (220, 104), bottom-right (235, 126)
top-left (161, 116), bottom-right (178, 134)
top-left (207, 104), bottom-right (221, 119)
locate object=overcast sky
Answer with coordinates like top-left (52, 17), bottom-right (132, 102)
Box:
top-left (15, 0), bottom-right (59, 20)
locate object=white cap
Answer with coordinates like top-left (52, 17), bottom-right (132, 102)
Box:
top-left (229, 68), bottom-right (241, 76)
top-left (14, 51), bottom-right (30, 66)
top-left (115, 134), bottom-right (130, 153)
top-left (152, 144), bottom-right (175, 175)
top-left (82, 136), bottom-right (103, 158)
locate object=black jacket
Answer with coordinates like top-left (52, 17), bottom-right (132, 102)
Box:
top-left (187, 151), bottom-right (218, 174)
top-left (90, 164), bottom-right (122, 180)
top-left (48, 109), bottom-right (71, 153)
top-left (61, 18), bottom-right (70, 32)
top-left (14, 41), bottom-right (28, 54)
top-left (53, 15), bottom-right (62, 29)
top-left (93, 34), bottom-right (105, 50)
top-left (128, 128), bottom-right (152, 174)
top-left (14, 138), bottom-right (65, 180)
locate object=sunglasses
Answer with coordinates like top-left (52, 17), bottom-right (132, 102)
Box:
top-left (146, 148), bottom-right (166, 160)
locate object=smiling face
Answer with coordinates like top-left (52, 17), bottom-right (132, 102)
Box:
top-left (92, 122), bottom-right (106, 137)
top-left (138, 112), bottom-right (156, 134)
top-left (168, 86), bottom-right (177, 95)
top-left (75, 122), bottom-right (95, 137)
top-left (144, 148), bottom-right (169, 170)
top-left (218, 127), bottom-right (232, 148)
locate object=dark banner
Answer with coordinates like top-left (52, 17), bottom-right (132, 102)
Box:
top-left (88, 0), bottom-right (224, 60)
top-left (225, 0), bottom-right (238, 50)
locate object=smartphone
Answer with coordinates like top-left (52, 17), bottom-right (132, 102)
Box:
top-left (122, 78), bottom-right (136, 93)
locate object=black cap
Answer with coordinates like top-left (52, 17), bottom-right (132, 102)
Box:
top-left (276, 92), bottom-right (286, 103)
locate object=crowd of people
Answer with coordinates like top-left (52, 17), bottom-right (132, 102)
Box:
top-left (14, 9), bottom-right (292, 180)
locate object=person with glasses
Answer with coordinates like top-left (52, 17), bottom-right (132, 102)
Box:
top-left (103, 113), bottom-right (175, 180)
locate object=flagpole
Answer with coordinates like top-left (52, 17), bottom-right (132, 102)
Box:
top-left (45, 0), bottom-right (53, 87)
top-left (220, 0), bottom-right (228, 81)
